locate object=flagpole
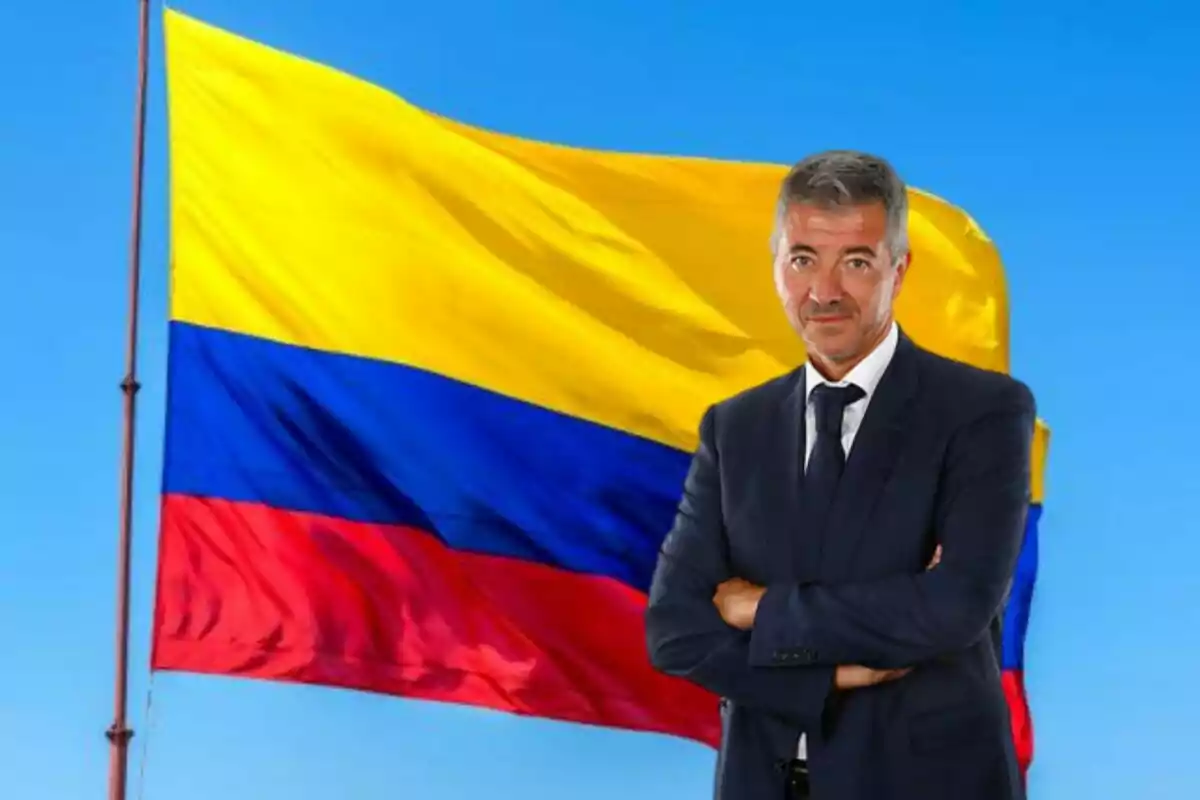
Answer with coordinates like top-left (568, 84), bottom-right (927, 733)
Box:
top-left (108, 1), bottom-right (151, 799)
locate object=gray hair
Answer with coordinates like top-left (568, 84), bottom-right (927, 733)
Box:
top-left (770, 150), bottom-right (909, 264)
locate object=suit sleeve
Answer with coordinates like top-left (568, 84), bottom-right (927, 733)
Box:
top-left (645, 405), bottom-right (836, 729)
top-left (748, 381), bottom-right (1036, 670)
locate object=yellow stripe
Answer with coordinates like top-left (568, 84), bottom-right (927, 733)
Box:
top-left (1032, 419), bottom-right (1050, 505)
top-left (164, 10), bottom-right (1017, 460)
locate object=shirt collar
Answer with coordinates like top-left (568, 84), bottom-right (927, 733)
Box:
top-left (803, 321), bottom-right (899, 405)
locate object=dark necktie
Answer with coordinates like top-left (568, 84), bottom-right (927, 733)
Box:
top-left (805, 383), bottom-right (866, 532)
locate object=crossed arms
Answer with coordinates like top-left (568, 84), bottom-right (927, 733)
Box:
top-left (644, 382), bottom-right (1035, 730)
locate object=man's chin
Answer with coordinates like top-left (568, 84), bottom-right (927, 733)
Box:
top-left (804, 332), bottom-right (860, 364)
top-left (822, 346), bottom-right (861, 364)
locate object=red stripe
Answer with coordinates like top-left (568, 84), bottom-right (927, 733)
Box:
top-left (1001, 669), bottom-right (1034, 774)
top-left (152, 495), bottom-right (720, 745)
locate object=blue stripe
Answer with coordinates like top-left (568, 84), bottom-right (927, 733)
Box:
top-left (161, 322), bottom-right (692, 592)
top-left (1001, 503), bottom-right (1041, 670)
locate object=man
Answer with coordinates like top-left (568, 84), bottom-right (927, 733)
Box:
top-left (645, 150), bottom-right (1035, 800)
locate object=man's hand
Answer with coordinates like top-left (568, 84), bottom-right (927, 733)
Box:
top-left (834, 664), bottom-right (911, 689)
top-left (713, 578), bottom-right (765, 630)
top-left (927, 545), bottom-right (942, 570)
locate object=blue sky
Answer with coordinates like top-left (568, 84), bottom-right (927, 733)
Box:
top-left (2, 1), bottom-right (1198, 798)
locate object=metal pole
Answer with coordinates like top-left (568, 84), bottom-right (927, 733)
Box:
top-left (108, 2), bottom-right (151, 799)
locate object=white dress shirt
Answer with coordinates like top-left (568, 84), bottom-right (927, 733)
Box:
top-left (796, 321), bottom-right (899, 760)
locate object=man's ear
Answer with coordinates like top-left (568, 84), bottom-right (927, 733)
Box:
top-left (892, 251), bottom-right (912, 299)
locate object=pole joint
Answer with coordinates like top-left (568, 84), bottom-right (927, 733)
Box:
top-left (105, 724), bottom-right (135, 745)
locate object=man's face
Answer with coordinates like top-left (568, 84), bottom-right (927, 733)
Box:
top-left (773, 200), bottom-right (909, 369)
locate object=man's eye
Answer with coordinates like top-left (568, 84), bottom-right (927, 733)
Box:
top-left (845, 258), bottom-right (870, 270)
top-left (790, 256), bottom-right (813, 269)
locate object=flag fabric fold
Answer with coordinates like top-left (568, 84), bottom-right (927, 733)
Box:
top-left (154, 8), bottom-right (1046, 770)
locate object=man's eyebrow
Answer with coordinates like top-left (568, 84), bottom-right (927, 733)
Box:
top-left (786, 244), bottom-right (879, 257)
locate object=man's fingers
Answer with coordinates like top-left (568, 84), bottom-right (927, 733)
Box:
top-left (834, 665), bottom-right (867, 689)
top-left (878, 667), bottom-right (912, 684)
top-left (835, 665), bottom-right (914, 689)
top-left (926, 545), bottom-right (942, 570)
top-left (869, 667), bottom-right (912, 687)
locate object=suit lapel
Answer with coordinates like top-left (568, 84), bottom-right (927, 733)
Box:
top-left (818, 331), bottom-right (921, 579)
top-left (775, 368), bottom-right (817, 581)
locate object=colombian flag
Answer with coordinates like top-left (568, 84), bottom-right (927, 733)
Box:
top-left (152, 10), bottom-right (1047, 773)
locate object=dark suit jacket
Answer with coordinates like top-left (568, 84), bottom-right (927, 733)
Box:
top-left (645, 330), bottom-right (1035, 800)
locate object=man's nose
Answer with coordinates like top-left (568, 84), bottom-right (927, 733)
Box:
top-left (808, 266), bottom-right (843, 305)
